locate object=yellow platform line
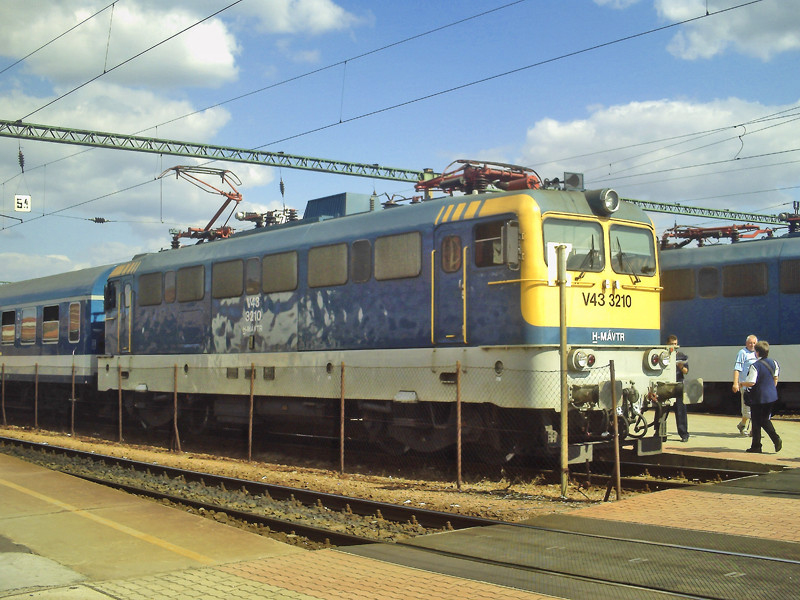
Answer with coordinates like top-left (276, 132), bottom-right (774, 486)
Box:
top-left (0, 476), bottom-right (216, 565)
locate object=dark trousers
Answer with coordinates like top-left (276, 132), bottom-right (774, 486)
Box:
top-left (750, 402), bottom-right (779, 450)
top-left (674, 397), bottom-right (688, 439)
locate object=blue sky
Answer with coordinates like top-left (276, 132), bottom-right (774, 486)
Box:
top-left (1, 0), bottom-right (799, 282)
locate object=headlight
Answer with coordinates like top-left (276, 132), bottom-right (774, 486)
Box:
top-left (585, 188), bottom-right (620, 216)
top-left (569, 349), bottom-right (596, 371)
top-left (645, 349), bottom-right (670, 371)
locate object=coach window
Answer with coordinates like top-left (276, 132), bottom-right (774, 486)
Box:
top-left (351, 240), bottom-right (371, 283)
top-left (164, 271), bottom-right (176, 303)
top-left (661, 269), bottom-right (695, 301)
top-left (375, 232), bottom-right (421, 280)
top-left (609, 225), bottom-right (656, 277)
top-left (68, 302), bottom-right (80, 343)
top-left (723, 263), bottom-right (767, 297)
top-left (245, 258), bottom-right (261, 295)
top-left (212, 259), bottom-right (244, 298)
top-left (262, 251), bottom-right (298, 293)
top-left (138, 272), bottom-right (163, 306)
top-left (1, 311), bottom-right (14, 345)
top-left (177, 265), bottom-right (205, 302)
top-left (441, 235), bottom-right (462, 273)
top-left (309, 243), bottom-right (348, 287)
top-left (698, 267), bottom-right (719, 298)
top-left (20, 307), bottom-right (36, 344)
top-left (42, 305), bottom-right (59, 343)
top-left (779, 259), bottom-right (800, 293)
top-left (543, 219), bottom-right (605, 271)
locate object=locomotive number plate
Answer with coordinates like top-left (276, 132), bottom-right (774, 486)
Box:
top-left (581, 292), bottom-right (632, 308)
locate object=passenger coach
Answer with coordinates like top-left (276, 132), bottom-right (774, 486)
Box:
top-left (661, 232), bottom-right (800, 412)
top-left (0, 265), bottom-right (115, 412)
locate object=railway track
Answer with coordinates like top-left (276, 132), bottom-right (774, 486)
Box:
top-left (0, 436), bottom-right (502, 548)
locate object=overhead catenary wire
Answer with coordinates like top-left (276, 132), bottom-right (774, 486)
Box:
top-left (2, 0), bottom-right (782, 230)
top-left (0, 1), bottom-right (119, 78)
top-left (1, 1), bottom-right (532, 185)
top-left (16, 0), bottom-right (245, 122)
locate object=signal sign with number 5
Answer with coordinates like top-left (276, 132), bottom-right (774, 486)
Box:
top-left (14, 195), bottom-right (31, 212)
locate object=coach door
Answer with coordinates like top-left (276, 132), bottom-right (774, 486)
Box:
top-left (433, 226), bottom-right (467, 344)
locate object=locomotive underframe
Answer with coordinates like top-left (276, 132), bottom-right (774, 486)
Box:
top-left (95, 345), bottom-right (675, 457)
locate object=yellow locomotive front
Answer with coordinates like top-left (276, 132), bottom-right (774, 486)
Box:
top-left (421, 162), bottom-right (696, 456)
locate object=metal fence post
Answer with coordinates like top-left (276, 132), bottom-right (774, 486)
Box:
top-left (557, 244), bottom-right (569, 498)
top-left (1, 363), bottom-right (5, 426)
top-left (610, 360), bottom-right (622, 500)
top-left (117, 364), bottom-right (123, 442)
top-left (70, 364), bottom-right (76, 438)
top-left (456, 360), bottom-right (462, 491)
top-left (172, 364), bottom-right (181, 452)
top-left (340, 362), bottom-right (345, 474)
top-left (34, 363), bottom-right (39, 429)
top-left (248, 362), bottom-right (255, 461)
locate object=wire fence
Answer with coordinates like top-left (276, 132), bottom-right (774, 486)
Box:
top-left (1, 360), bottom-right (646, 490)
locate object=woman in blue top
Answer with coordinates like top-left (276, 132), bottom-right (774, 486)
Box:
top-left (741, 341), bottom-right (782, 454)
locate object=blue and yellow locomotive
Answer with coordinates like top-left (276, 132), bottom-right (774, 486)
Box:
top-left (2, 161), bottom-right (684, 459)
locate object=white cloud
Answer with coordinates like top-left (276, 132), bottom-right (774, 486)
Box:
top-left (656, 0), bottom-right (800, 60)
top-left (245, 0), bottom-right (365, 34)
top-left (275, 40), bottom-right (321, 64)
top-left (594, 0), bottom-right (642, 9)
top-left (0, 252), bottom-right (74, 282)
top-left (518, 97), bottom-right (800, 231)
top-left (0, 2), bottom-right (240, 88)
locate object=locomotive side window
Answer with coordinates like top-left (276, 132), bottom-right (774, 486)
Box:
top-left (1, 311), bottom-right (14, 345)
top-left (441, 235), bottom-right (462, 273)
top-left (722, 263), bottom-right (767, 297)
top-left (20, 307), bottom-right (35, 344)
top-left (245, 258), bottom-right (261, 294)
top-left (308, 243), bottom-right (348, 287)
top-left (609, 225), bottom-right (656, 276)
top-left (164, 271), bottom-right (176, 303)
top-left (138, 272), bottom-right (163, 306)
top-left (68, 302), bottom-right (80, 343)
top-left (474, 221), bottom-right (504, 267)
top-left (375, 232), bottom-right (421, 280)
top-left (351, 239), bottom-right (371, 283)
top-left (263, 251), bottom-right (298, 293)
top-left (698, 267), bottom-right (719, 298)
top-left (779, 259), bottom-right (800, 293)
top-left (212, 259), bottom-right (244, 298)
top-left (543, 219), bottom-right (604, 272)
top-left (104, 282), bottom-right (117, 310)
top-left (42, 305), bottom-right (59, 343)
top-left (177, 265), bottom-right (205, 302)
top-left (123, 284), bottom-right (132, 308)
top-left (661, 269), bottom-right (694, 301)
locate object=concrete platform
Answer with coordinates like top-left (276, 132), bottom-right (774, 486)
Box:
top-left (0, 454), bottom-right (553, 599)
top-left (662, 411), bottom-right (799, 468)
top-left (1, 414), bottom-right (799, 599)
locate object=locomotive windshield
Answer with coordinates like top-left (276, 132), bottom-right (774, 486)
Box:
top-left (609, 225), bottom-right (657, 277)
top-left (543, 219), bottom-right (605, 272)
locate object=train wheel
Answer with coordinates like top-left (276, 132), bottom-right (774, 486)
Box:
top-left (179, 394), bottom-right (212, 437)
top-left (361, 410), bottom-right (409, 455)
top-left (126, 392), bottom-right (173, 430)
